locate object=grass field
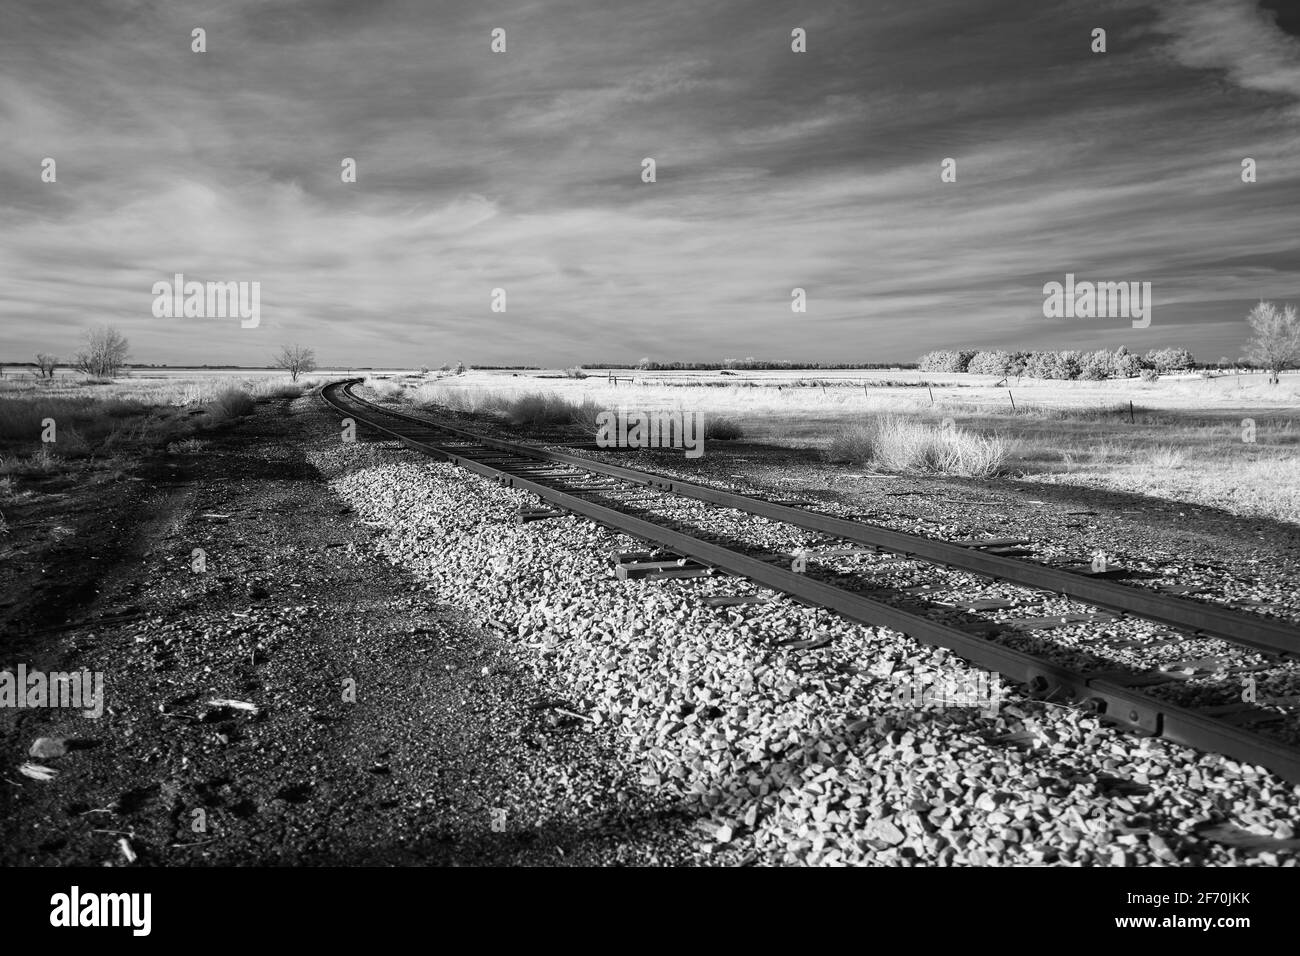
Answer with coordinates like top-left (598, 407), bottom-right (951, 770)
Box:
top-left (0, 368), bottom-right (317, 486)
top-left (2, 364), bottom-right (1296, 525)
top-left (370, 366), bottom-right (1300, 523)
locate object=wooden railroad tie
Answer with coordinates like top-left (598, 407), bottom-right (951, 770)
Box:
top-left (701, 593), bottom-right (777, 608)
top-left (935, 597), bottom-right (1020, 611)
top-left (516, 507), bottom-right (567, 524)
top-left (946, 537), bottom-right (1033, 549)
top-left (1006, 611), bottom-right (1118, 631)
top-left (615, 558), bottom-right (715, 581)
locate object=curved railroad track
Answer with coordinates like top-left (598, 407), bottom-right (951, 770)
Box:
top-left (319, 378), bottom-right (1300, 784)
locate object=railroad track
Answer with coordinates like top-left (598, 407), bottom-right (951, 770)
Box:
top-left (319, 378), bottom-right (1300, 783)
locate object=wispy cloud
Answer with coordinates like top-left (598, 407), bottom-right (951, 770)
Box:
top-left (2, 0), bottom-right (1298, 366)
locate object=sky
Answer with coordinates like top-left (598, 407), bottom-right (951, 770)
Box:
top-left (2, 0), bottom-right (1299, 367)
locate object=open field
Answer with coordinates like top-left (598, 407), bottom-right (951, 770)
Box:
top-left (367, 367), bottom-right (1300, 524)
top-left (0, 369), bottom-right (320, 486)
top-left (5, 365), bottom-right (1296, 523)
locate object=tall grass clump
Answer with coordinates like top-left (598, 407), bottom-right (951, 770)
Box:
top-left (498, 392), bottom-right (603, 431)
top-left (827, 415), bottom-right (1012, 478)
top-left (209, 387), bottom-right (255, 421)
top-left (368, 378), bottom-right (407, 402)
top-left (251, 379), bottom-right (306, 400)
top-left (705, 416), bottom-right (745, 440)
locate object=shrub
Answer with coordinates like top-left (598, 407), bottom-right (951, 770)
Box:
top-left (252, 380), bottom-right (305, 400)
top-left (826, 415), bottom-right (1012, 478)
top-left (1140, 368), bottom-right (1159, 383)
top-left (704, 416), bottom-right (744, 440)
top-left (209, 387), bottom-right (255, 420)
top-left (563, 367), bottom-right (588, 379)
top-left (369, 379), bottom-right (406, 402)
top-left (52, 427), bottom-right (91, 459)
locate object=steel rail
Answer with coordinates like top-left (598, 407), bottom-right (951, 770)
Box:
top-left (319, 380), bottom-right (1300, 783)
top-left (324, 380), bottom-right (1300, 658)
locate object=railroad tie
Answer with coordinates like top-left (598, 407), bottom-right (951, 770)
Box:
top-left (700, 593), bottom-right (777, 608)
top-left (615, 558), bottom-right (715, 581)
top-left (516, 507), bottom-right (567, 524)
top-left (1006, 611), bottom-right (1119, 631)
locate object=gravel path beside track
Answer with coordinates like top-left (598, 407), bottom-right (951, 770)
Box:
top-left (314, 401), bottom-right (1300, 867)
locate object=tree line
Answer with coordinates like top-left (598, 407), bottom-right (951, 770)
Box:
top-left (918, 301), bottom-right (1300, 383)
top-left (12, 326), bottom-right (319, 382)
top-left (917, 347), bottom-right (1194, 380)
top-left (586, 359), bottom-right (917, 371)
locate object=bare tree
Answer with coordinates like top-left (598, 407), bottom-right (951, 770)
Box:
top-left (73, 326), bottom-right (130, 379)
top-left (1244, 300), bottom-right (1300, 385)
top-left (35, 353), bottom-right (58, 379)
top-left (273, 344), bottom-right (317, 382)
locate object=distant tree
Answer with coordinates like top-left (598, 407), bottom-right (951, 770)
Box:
top-left (1079, 350), bottom-right (1113, 380)
top-left (636, 356), bottom-right (652, 370)
top-left (918, 350), bottom-right (968, 373)
top-left (454, 360), bottom-right (467, 375)
top-left (967, 350), bottom-right (1012, 375)
top-left (273, 344), bottom-right (317, 382)
top-left (73, 326), bottom-right (130, 378)
top-left (1023, 350), bottom-right (1083, 380)
top-left (1243, 300), bottom-right (1300, 385)
top-left (35, 353), bottom-right (58, 379)
top-left (1144, 347), bottom-right (1195, 373)
top-left (1112, 346), bottom-right (1142, 378)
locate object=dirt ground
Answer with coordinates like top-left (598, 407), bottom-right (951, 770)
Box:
top-left (0, 395), bottom-right (698, 866)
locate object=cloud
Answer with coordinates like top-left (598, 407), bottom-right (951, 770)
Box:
top-left (1, 0), bottom-right (1298, 367)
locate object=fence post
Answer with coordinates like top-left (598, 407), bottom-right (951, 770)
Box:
top-left (1008, 389), bottom-right (1015, 411)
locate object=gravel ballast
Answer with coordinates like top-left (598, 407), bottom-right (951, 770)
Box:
top-left (308, 401), bottom-right (1300, 867)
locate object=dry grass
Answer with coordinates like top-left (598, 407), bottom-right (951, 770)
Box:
top-left (826, 415), bottom-right (1013, 478)
top-left (0, 372), bottom-right (306, 477)
top-left (705, 416), bottom-right (745, 440)
top-left (407, 384), bottom-right (604, 432)
top-left (208, 387), bottom-right (256, 421)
